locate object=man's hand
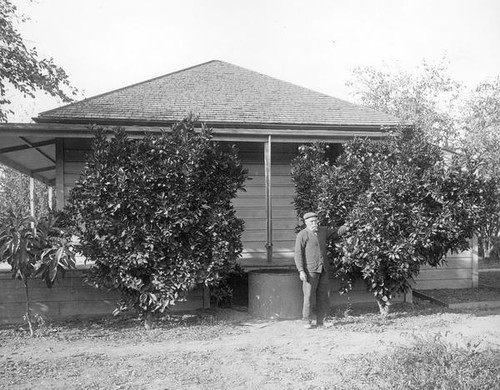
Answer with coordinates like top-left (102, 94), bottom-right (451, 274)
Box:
top-left (299, 271), bottom-right (308, 282)
top-left (338, 225), bottom-right (348, 236)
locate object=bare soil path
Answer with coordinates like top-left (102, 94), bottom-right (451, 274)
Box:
top-left (1, 302), bottom-right (499, 390)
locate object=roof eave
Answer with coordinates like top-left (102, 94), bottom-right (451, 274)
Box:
top-left (33, 116), bottom-right (400, 131)
top-left (1, 122), bottom-right (401, 144)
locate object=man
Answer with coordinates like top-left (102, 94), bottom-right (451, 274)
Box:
top-left (294, 212), bottom-right (347, 329)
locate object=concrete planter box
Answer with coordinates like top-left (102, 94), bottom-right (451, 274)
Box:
top-left (248, 269), bottom-right (302, 319)
top-left (248, 269), bottom-right (412, 320)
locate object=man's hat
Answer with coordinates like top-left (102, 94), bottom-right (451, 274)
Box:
top-left (303, 212), bottom-right (317, 221)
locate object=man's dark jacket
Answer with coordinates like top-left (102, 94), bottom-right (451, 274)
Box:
top-left (294, 226), bottom-right (340, 274)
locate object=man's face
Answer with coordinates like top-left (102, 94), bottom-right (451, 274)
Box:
top-left (305, 217), bottom-right (318, 232)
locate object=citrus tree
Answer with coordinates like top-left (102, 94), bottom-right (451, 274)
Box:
top-left (64, 117), bottom-right (247, 328)
top-left (291, 128), bottom-right (487, 315)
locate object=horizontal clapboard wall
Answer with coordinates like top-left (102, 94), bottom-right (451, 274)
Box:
top-left (58, 138), bottom-right (476, 285)
top-left (232, 142), bottom-right (299, 268)
top-left (61, 138), bottom-right (91, 202)
top-left (413, 247), bottom-right (476, 289)
top-left (234, 163), bottom-right (298, 268)
top-left (61, 139), bottom-right (301, 269)
top-left (0, 268), bottom-right (209, 325)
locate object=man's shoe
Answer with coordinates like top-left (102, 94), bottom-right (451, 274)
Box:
top-left (304, 322), bottom-right (316, 329)
top-left (316, 321), bottom-right (324, 327)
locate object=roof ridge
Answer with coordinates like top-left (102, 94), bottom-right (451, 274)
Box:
top-left (37, 59), bottom-right (222, 117)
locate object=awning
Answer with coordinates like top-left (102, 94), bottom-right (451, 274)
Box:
top-left (0, 122), bottom-right (391, 186)
top-left (0, 127), bottom-right (56, 185)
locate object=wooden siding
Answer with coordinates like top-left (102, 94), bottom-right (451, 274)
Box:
top-left (413, 248), bottom-right (475, 290)
top-left (61, 138), bottom-right (91, 204)
top-left (233, 142), bottom-right (299, 268)
top-left (234, 162), bottom-right (297, 268)
top-left (57, 138), bottom-right (476, 286)
top-left (60, 139), bottom-right (301, 269)
top-left (0, 268), bottom-right (208, 325)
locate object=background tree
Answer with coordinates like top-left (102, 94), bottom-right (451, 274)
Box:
top-left (64, 118), bottom-right (247, 328)
top-left (0, 165), bottom-right (54, 218)
top-left (460, 77), bottom-right (500, 183)
top-left (347, 60), bottom-right (463, 148)
top-left (460, 77), bottom-right (500, 178)
top-left (1, 0), bottom-right (76, 222)
top-left (459, 77), bottom-right (500, 258)
top-left (0, 0), bottom-right (77, 122)
top-left (463, 77), bottom-right (500, 134)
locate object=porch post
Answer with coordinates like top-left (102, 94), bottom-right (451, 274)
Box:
top-left (29, 175), bottom-right (35, 233)
top-left (265, 135), bottom-right (273, 263)
top-left (55, 138), bottom-right (65, 210)
top-left (48, 187), bottom-right (53, 211)
top-left (29, 176), bottom-right (35, 219)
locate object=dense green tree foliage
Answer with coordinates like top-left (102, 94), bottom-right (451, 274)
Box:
top-left (64, 118), bottom-right (247, 326)
top-left (291, 128), bottom-right (489, 314)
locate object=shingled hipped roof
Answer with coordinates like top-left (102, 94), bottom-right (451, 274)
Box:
top-left (34, 60), bottom-right (399, 129)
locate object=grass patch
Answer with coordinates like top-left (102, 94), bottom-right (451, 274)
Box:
top-left (337, 333), bottom-right (500, 390)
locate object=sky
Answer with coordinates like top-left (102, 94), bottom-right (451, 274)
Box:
top-left (8, 0), bottom-right (500, 122)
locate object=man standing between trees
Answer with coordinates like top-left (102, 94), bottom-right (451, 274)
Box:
top-left (294, 212), bottom-right (347, 329)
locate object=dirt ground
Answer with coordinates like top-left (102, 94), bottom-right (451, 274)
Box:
top-left (1, 301), bottom-right (500, 390)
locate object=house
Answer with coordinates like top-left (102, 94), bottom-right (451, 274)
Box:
top-left (0, 61), bottom-right (478, 323)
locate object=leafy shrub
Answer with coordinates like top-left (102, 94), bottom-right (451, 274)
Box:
top-left (291, 128), bottom-right (487, 314)
top-left (64, 117), bottom-right (247, 324)
top-left (0, 209), bottom-right (75, 335)
top-left (209, 263), bottom-right (246, 307)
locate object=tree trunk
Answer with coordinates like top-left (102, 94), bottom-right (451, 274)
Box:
top-left (484, 237), bottom-right (493, 259)
top-left (144, 310), bottom-right (154, 330)
top-left (376, 296), bottom-right (391, 317)
top-left (23, 277), bottom-right (34, 337)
